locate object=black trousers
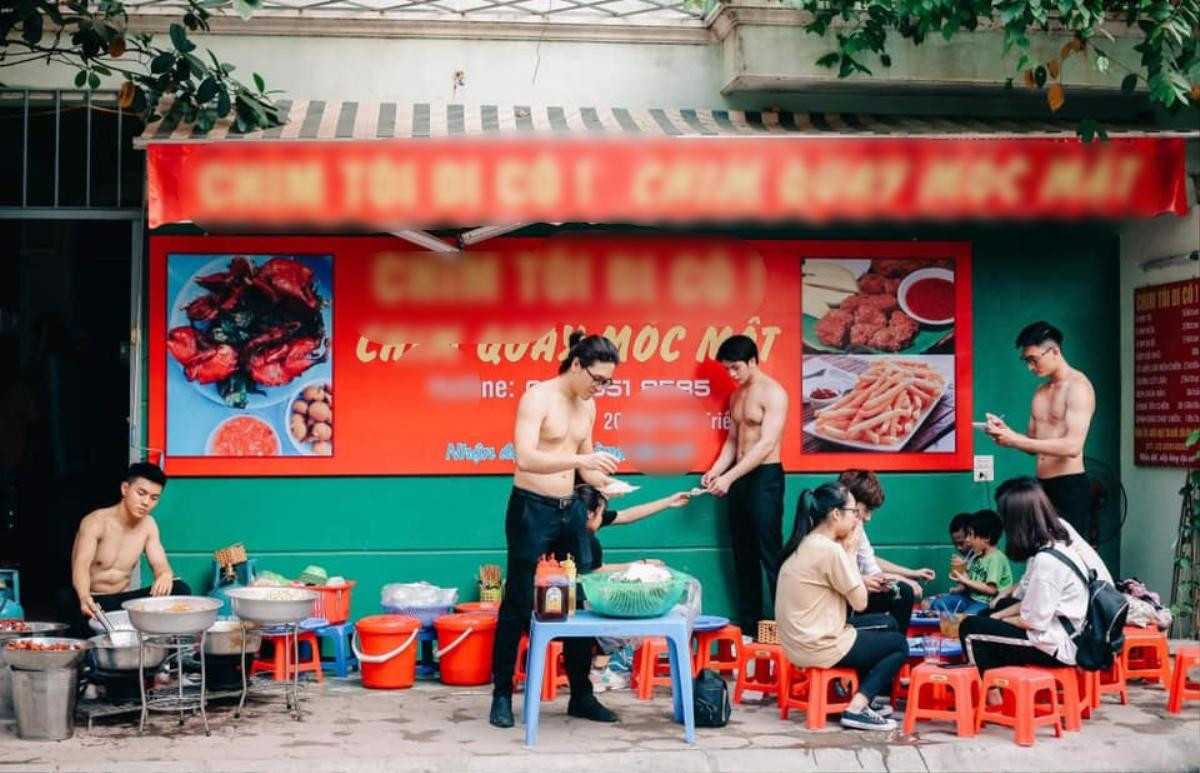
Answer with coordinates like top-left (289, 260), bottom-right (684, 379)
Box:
top-left (1039, 472), bottom-right (1092, 539)
top-left (834, 629), bottom-right (908, 701)
top-left (852, 581), bottom-right (915, 634)
top-left (491, 487), bottom-right (594, 699)
top-left (63, 579), bottom-right (193, 638)
top-left (959, 614), bottom-right (1067, 676)
top-left (726, 463), bottom-right (784, 633)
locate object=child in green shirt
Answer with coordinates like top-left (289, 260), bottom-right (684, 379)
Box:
top-left (931, 510), bottom-right (1013, 614)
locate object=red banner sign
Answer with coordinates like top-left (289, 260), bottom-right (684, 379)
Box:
top-left (1134, 278), bottom-right (1200, 467)
top-left (146, 137), bottom-right (1189, 229)
top-left (148, 236), bottom-right (974, 476)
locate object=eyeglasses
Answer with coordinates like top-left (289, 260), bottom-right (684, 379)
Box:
top-left (583, 366), bottom-right (614, 387)
top-left (836, 507), bottom-right (859, 517)
top-left (1020, 346), bottom-right (1056, 368)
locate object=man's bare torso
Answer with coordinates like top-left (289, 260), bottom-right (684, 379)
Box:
top-left (80, 505), bottom-right (153, 595)
top-left (1030, 370), bottom-right (1092, 478)
top-left (513, 381), bottom-right (595, 497)
top-left (730, 375), bottom-right (785, 465)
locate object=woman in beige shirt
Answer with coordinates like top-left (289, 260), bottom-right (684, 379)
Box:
top-left (775, 481), bottom-right (908, 732)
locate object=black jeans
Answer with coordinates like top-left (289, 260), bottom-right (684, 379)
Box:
top-left (852, 581), bottom-right (915, 634)
top-left (726, 463), bottom-right (784, 633)
top-left (64, 579), bottom-right (193, 638)
top-left (491, 487), bottom-right (594, 699)
top-left (1039, 472), bottom-right (1092, 539)
top-left (959, 615), bottom-right (1067, 675)
top-left (834, 629), bottom-right (908, 701)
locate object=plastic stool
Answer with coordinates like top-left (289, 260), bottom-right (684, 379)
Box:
top-left (315, 621), bottom-right (359, 677)
top-left (1034, 667), bottom-right (1086, 732)
top-left (632, 637), bottom-right (674, 700)
top-left (1167, 645), bottom-right (1200, 714)
top-left (1122, 627), bottom-right (1171, 686)
top-left (692, 624), bottom-right (742, 677)
top-left (513, 635), bottom-right (568, 701)
top-left (733, 642), bottom-right (784, 704)
top-left (1095, 657), bottom-right (1128, 705)
top-left (252, 630), bottom-right (324, 683)
top-left (977, 667), bottom-right (1062, 746)
top-left (903, 663), bottom-right (980, 736)
top-left (1075, 668), bottom-right (1094, 720)
top-left (780, 664), bottom-right (859, 730)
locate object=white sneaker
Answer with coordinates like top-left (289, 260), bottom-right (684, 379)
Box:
top-left (869, 697), bottom-right (894, 718)
top-left (840, 706), bottom-right (897, 732)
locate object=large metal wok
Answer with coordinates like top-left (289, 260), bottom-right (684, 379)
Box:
top-left (121, 596), bottom-right (222, 635)
top-left (224, 587), bottom-right (318, 626)
top-left (204, 619), bottom-right (263, 656)
top-left (1, 637), bottom-right (92, 671)
top-left (88, 631), bottom-right (169, 671)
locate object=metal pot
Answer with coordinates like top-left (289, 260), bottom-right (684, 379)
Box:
top-left (204, 620), bottom-right (263, 656)
top-left (121, 596), bottom-right (221, 635)
top-left (88, 632), bottom-right (169, 672)
top-left (225, 587), bottom-right (318, 626)
top-left (0, 623), bottom-right (69, 720)
top-left (0, 622), bottom-right (69, 642)
top-left (1, 637), bottom-right (92, 671)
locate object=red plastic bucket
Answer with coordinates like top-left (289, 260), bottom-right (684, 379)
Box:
top-left (353, 615), bottom-right (421, 689)
top-left (434, 613), bottom-right (497, 686)
top-left (454, 601), bottom-right (500, 616)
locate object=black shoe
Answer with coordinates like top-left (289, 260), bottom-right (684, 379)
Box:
top-left (567, 694), bottom-right (618, 722)
top-left (489, 694), bottom-right (514, 728)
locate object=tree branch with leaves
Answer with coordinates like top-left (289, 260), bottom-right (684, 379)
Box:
top-left (1, 0), bottom-right (285, 133)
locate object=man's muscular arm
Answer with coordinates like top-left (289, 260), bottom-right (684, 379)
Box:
top-left (987, 380), bottom-right (1094, 458)
top-left (513, 390), bottom-right (616, 475)
top-left (709, 386), bottom-right (788, 495)
top-left (71, 516), bottom-right (101, 619)
top-left (144, 519), bottom-right (176, 596)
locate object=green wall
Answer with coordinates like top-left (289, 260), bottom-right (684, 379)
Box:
top-left (151, 224), bottom-right (1121, 623)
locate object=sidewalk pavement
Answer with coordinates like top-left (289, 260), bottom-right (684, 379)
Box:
top-left (1, 676), bottom-right (1197, 773)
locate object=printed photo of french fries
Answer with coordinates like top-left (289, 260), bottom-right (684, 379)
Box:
top-left (811, 359), bottom-right (948, 448)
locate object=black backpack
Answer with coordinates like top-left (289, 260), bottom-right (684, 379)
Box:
top-left (693, 668), bottom-right (732, 728)
top-left (1043, 548), bottom-right (1129, 672)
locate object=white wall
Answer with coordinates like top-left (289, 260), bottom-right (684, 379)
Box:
top-left (1119, 176), bottom-right (1200, 600)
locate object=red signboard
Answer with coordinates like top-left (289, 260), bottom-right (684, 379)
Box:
top-left (145, 137), bottom-right (1189, 229)
top-left (148, 236), bottom-right (974, 476)
top-left (1134, 278), bottom-right (1200, 467)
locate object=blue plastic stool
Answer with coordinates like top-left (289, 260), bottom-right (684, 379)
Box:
top-left (523, 610), bottom-right (694, 747)
top-left (314, 621), bottom-right (359, 677)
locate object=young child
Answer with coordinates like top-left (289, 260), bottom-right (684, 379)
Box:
top-left (948, 512), bottom-right (976, 567)
top-left (931, 510), bottom-right (1013, 615)
top-left (576, 484), bottom-right (691, 690)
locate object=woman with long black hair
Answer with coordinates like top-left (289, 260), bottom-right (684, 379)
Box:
top-left (958, 477), bottom-right (1109, 701)
top-left (774, 481), bottom-right (908, 731)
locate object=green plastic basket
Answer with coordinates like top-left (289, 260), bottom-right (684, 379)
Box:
top-left (579, 569), bottom-right (692, 618)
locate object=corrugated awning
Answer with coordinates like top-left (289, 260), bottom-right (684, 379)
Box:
top-left (134, 100), bottom-right (1196, 145)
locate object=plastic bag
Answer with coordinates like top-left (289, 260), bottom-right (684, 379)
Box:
top-left (671, 576), bottom-right (702, 633)
top-left (380, 581), bottom-right (458, 609)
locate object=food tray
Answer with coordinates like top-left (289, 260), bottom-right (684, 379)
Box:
top-left (0, 621), bottom-right (68, 641)
top-left (225, 587), bottom-right (319, 625)
top-left (804, 377), bottom-right (948, 453)
top-left (579, 570), bottom-right (692, 618)
top-left (122, 596), bottom-right (222, 635)
top-left (2, 637), bottom-right (92, 670)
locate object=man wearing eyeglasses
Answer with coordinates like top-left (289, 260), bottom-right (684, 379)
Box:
top-left (489, 331), bottom-right (625, 730)
top-left (984, 321), bottom-right (1096, 536)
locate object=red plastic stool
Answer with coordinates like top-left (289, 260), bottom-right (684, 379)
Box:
top-left (1122, 626), bottom-right (1171, 686)
top-left (252, 630), bottom-right (324, 683)
top-left (1167, 645), bottom-right (1200, 714)
top-left (631, 637), bottom-right (674, 700)
top-left (903, 663), bottom-right (981, 736)
top-left (1075, 668), bottom-right (1095, 720)
top-left (693, 624), bottom-right (742, 677)
top-left (1034, 667), bottom-right (1086, 732)
top-left (1095, 657), bottom-right (1129, 705)
top-left (976, 667), bottom-right (1063, 746)
top-left (513, 636), bottom-right (568, 700)
top-left (733, 642), bottom-right (784, 704)
top-left (780, 664), bottom-right (859, 730)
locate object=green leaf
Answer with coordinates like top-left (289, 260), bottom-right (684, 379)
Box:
top-left (93, 64), bottom-right (112, 76)
top-left (1017, 53), bottom-right (1030, 72)
top-left (1121, 73), bottom-right (1139, 94)
top-left (197, 77), bottom-right (218, 102)
top-left (253, 72), bottom-right (266, 93)
top-left (74, 69), bottom-right (87, 88)
top-left (1035, 65), bottom-right (1048, 87)
top-left (880, 53), bottom-right (892, 67)
top-left (1187, 429), bottom-right (1200, 446)
top-left (88, 71), bottom-right (100, 89)
top-left (217, 88), bottom-right (232, 118)
top-left (232, 0), bottom-right (262, 21)
top-left (816, 52), bottom-right (840, 68)
top-left (185, 52), bottom-right (206, 78)
top-left (151, 51), bottom-right (174, 73)
top-left (169, 23), bottom-right (195, 53)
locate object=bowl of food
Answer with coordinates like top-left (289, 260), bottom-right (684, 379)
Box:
top-left (803, 377), bottom-right (849, 410)
top-left (206, 415), bottom-right (281, 457)
top-left (2, 637), bottom-right (92, 671)
top-left (898, 268), bottom-right (955, 326)
top-left (122, 596), bottom-right (222, 635)
top-left (579, 568), bottom-right (693, 618)
top-left (224, 587), bottom-right (319, 626)
top-left (88, 631), bottom-right (169, 672)
top-left (284, 380), bottom-right (333, 456)
top-left (0, 621), bottom-right (68, 642)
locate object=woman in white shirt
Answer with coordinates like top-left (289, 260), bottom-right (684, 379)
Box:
top-left (959, 477), bottom-right (1097, 691)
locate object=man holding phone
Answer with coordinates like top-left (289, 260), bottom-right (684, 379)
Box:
top-left (984, 321), bottom-right (1096, 537)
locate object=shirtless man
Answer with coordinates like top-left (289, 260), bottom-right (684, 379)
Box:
top-left (985, 321), bottom-right (1096, 537)
top-left (70, 463), bottom-right (190, 634)
top-left (702, 335), bottom-right (789, 633)
top-left (489, 332), bottom-right (623, 729)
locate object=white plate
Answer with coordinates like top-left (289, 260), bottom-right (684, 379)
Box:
top-left (897, 267), bottom-right (955, 326)
top-left (805, 379), bottom-right (949, 453)
top-left (601, 480), bottom-right (639, 496)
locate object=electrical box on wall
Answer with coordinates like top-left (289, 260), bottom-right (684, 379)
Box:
top-left (974, 455), bottom-right (995, 482)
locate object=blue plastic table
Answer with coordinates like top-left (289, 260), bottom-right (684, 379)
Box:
top-left (524, 610), bottom-right (694, 747)
top-left (907, 637), bottom-right (964, 659)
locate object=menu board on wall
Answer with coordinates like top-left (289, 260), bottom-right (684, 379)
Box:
top-left (1134, 277), bottom-right (1200, 467)
top-left (148, 236), bottom-right (973, 476)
